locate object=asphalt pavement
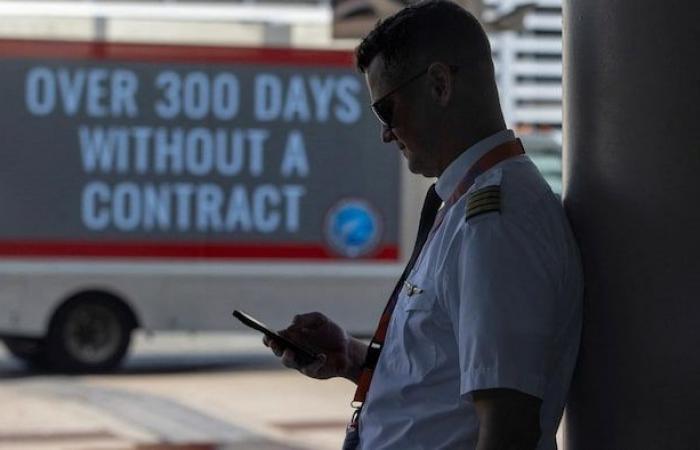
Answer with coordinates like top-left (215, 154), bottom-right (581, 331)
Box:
top-left (0, 332), bottom-right (354, 450)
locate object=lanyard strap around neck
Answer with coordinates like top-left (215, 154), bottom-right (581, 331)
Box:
top-left (350, 138), bottom-right (525, 411)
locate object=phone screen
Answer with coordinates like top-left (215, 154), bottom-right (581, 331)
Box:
top-left (232, 310), bottom-right (319, 365)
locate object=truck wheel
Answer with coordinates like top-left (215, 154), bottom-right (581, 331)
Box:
top-left (2, 337), bottom-right (47, 368)
top-left (46, 297), bottom-right (132, 373)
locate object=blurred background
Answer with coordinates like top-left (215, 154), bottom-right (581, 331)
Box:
top-left (0, 0), bottom-right (563, 191)
top-left (0, 1), bottom-right (564, 449)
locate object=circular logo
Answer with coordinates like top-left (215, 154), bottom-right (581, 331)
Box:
top-left (325, 199), bottom-right (382, 258)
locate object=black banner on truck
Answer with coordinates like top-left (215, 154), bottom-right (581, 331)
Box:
top-left (0, 40), bottom-right (400, 261)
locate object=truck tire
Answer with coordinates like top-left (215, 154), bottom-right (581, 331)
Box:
top-left (46, 297), bottom-right (132, 373)
top-left (2, 337), bottom-right (47, 368)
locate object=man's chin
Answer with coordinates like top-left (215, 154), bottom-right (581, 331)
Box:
top-left (407, 163), bottom-right (435, 178)
top-left (406, 160), bottom-right (421, 175)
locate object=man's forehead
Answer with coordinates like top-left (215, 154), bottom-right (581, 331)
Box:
top-left (365, 53), bottom-right (402, 99)
top-left (365, 55), bottom-right (391, 101)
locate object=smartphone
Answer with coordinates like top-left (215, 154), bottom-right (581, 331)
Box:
top-left (232, 310), bottom-right (320, 365)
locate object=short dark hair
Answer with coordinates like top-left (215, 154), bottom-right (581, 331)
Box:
top-left (355, 0), bottom-right (492, 79)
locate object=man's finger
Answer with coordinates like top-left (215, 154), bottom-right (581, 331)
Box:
top-left (281, 348), bottom-right (299, 369)
top-left (291, 312), bottom-right (326, 329)
top-left (299, 353), bottom-right (327, 377)
top-left (267, 339), bottom-right (285, 357)
top-left (278, 329), bottom-right (309, 348)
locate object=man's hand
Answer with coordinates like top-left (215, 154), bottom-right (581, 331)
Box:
top-left (473, 388), bottom-right (542, 450)
top-left (262, 312), bottom-right (367, 383)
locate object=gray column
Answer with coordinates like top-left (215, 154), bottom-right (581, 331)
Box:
top-left (562, 1), bottom-right (700, 449)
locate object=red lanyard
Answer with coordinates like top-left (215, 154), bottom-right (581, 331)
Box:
top-left (350, 138), bottom-right (525, 416)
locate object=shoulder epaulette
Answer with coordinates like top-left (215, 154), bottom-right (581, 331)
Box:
top-left (466, 185), bottom-right (501, 222)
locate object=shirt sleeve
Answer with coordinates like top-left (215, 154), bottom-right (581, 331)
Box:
top-left (446, 211), bottom-right (558, 400)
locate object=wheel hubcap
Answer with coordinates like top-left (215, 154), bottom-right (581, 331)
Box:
top-left (63, 304), bottom-right (121, 364)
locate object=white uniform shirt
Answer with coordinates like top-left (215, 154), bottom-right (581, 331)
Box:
top-left (358, 130), bottom-right (583, 450)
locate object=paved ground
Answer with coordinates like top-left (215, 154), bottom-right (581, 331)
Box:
top-left (0, 333), bottom-right (567, 449)
top-left (0, 332), bottom-right (355, 450)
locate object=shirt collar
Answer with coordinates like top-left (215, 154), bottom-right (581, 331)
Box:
top-left (435, 129), bottom-right (516, 202)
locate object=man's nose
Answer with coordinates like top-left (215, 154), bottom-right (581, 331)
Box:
top-left (381, 125), bottom-right (396, 143)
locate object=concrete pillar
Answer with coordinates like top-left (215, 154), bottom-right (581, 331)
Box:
top-left (562, 1), bottom-right (700, 448)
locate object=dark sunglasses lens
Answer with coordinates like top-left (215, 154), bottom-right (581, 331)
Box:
top-left (372, 99), bottom-right (393, 127)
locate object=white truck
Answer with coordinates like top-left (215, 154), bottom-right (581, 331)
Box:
top-left (0, 37), bottom-right (428, 372)
top-left (0, 1), bottom-right (561, 373)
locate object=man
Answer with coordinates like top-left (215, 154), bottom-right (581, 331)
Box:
top-left (264, 1), bottom-right (582, 449)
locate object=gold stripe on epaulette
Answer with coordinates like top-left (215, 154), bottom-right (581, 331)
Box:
top-left (468, 195), bottom-right (500, 206)
top-left (468, 197), bottom-right (500, 210)
top-left (467, 202), bottom-right (499, 214)
top-left (468, 186), bottom-right (499, 197)
top-left (470, 185), bottom-right (500, 193)
top-left (466, 186), bottom-right (501, 221)
top-left (468, 186), bottom-right (500, 197)
top-left (467, 203), bottom-right (500, 214)
top-left (466, 204), bottom-right (500, 221)
top-left (469, 189), bottom-right (500, 197)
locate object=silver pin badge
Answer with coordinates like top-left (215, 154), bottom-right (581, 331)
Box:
top-left (404, 280), bottom-right (424, 297)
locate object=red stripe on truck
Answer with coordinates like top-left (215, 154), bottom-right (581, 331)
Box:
top-left (0, 241), bottom-right (399, 261)
top-left (0, 39), bottom-right (355, 67)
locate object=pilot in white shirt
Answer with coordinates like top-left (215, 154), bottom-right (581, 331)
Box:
top-left (358, 129), bottom-right (583, 450)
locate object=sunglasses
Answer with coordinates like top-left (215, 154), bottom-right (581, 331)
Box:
top-left (370, 65), bottom-right (461, 129)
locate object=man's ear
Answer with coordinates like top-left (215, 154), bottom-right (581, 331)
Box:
top-left (427, 62), bottom-right (454, 107)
